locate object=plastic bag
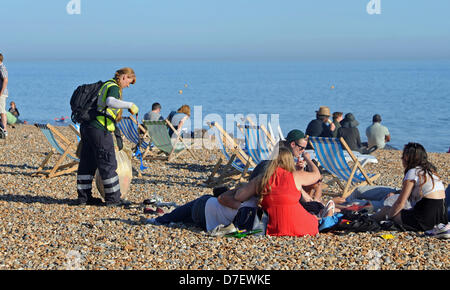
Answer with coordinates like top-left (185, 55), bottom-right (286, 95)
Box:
top-left (95, 145), bottom-right (133, 200)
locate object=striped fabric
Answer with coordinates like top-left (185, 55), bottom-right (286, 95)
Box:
top-left (309, 137), bottom-right (376, 183)
top-left (213, 126), bottom-right (254, 173)
top-left (143, 120), bottom-right (184, 154)
top-left (116, 117), bottom-right (149, 150)
top-left (35, 123), bottom-right (79, 161)
top-left (241, 124), bottom-right (273, 164)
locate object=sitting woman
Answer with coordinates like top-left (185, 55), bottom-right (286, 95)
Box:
top-left (226, 147), bottom-right (322, 236)
top-left (337, 113), bottom-right (365, 153)
top-left (168, 104), bottom-right (191, 138)
top-left (372, 142), bottom-right (448, 231)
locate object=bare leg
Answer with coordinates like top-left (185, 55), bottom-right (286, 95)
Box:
top-left (1, 113), bottom-right (6, 131)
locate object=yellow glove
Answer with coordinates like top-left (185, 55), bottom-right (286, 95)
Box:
top-left (129, 103), bottom-right (139, 115)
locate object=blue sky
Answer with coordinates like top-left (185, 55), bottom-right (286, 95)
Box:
top-left (1, 0), bottom-right (450, 60)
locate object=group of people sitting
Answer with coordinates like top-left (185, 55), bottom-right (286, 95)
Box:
top-left (305, 106), bottom-right (391, 153)
top-left (142, 102), bottom-right (192, 138)
top-left (144, 126), bottom-right (449, 237)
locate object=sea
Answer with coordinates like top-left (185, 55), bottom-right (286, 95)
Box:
top-left (4, 60), bottom-right (450, 153)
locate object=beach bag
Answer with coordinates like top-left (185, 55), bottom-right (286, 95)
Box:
top-left (233, 207), bottom-right (268, 235)
top-left (70, 81), bottom-right (104, 124)
top-left (95, 146), bottom-right (133, 200)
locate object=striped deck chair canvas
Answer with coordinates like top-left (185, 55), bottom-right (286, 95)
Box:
top-left (238, 124), bottom-right (273, 164)
top-left (205, 122), bottom-right (256, 186)
top-left (309, 137), bottom-right (380, 198)
top-left (143, 120), bottom-right (196, 162)
top-left (32, 124), bottom-right (79, 178)
top-left (116, 116), bottom-right (150, 154)
top-left (117, 116), bottom-right (151, 176)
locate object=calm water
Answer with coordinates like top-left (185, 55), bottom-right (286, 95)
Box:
top-left (5, 60), bottom-right (450, 152)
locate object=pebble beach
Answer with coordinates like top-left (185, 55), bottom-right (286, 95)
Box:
top-left (0, 124), bottom-right (449, 270)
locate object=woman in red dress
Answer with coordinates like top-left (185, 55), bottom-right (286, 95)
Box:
top-left (233, 147), bottom-right (322, 236)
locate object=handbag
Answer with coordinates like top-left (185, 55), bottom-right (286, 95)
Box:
top-left (233, 206), bottom-right (268, 235)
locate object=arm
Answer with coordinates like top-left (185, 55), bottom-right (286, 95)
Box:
top-left (385, 134), bottom-right (391, 143)
top-left (217, 188), bottom-right (241, 209)
top-left (105, 96), bottom-right (133, 109)
top-left (234, 177), bottom-right (260, 202)
top-left (293, 153), bottom-right (321, 188)
top-left (388, 179), bottom-right (415, 218)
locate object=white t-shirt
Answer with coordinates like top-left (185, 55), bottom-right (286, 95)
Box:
top-left (204, 196), bottom-right (258, 232)
top-left (404, 166), bottom-right (445, 206)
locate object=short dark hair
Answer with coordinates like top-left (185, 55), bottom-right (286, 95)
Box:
top-left (0, 53), bottom-right (3, 62)
top-left (152, 102), bottom-right (161, 110)
top-left (332, 112), bottom-right (343, 120)
top-left (373, 114), bottom-right (382, 123)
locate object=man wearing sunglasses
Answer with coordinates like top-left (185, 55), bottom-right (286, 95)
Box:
top-left (249, 129), bottom-right (324, 202)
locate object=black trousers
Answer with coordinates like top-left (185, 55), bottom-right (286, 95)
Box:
top-left (77, 122), bottom-right (121, 203)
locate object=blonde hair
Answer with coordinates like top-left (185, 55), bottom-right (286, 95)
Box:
top-left (177, 104), bottom-right (191, 117)
top-left (114, 67), bottom-right (136, 92)
top-left (257, 146), bottom-right (295, 206)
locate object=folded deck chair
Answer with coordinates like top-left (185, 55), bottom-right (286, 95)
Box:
top-left (32, 124), bottom-right (79, 178)
top-left (205, 121), bottom-right (256, 186)
top-left (309, 137), bottom-right (380, 198)
top-left (143, 119), bottom-right (196, 162)
top-left (116, 116), bottom-right (151, 176)
top-left (237, 123), bottom-right (274, 164)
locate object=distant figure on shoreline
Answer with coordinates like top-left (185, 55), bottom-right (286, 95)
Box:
top-left (143, 102), bottom-right (164, 121)
top-left (366, 114), bottom-right (390, 151)
top-left (8, 101), bottom-right (27, 124)
top-left (305, 106), bottom-right (335, 148)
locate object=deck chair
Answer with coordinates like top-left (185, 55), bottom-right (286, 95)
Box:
top-left (237, 123), bottom-right (274, 164)
top-left (309, 136), bottom-right (380, 198)
top-left (116, 116), bottom-right (152, 176)
top-left (205, 121), bottom-right (256, 186)
top-left (32, 123), bottom-right (79, 178)
top-left (143, 119), bottom-right (196, 162)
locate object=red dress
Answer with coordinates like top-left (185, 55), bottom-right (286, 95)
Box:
top-left (261, 167), bottom-right (318, 236)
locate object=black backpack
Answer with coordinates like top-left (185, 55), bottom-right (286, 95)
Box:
top-left (70, 81), bottom-right (104, 124)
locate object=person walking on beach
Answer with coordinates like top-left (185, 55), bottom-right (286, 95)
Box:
top-left (366, 114), bottom-right (390, 151)
top-left (305, 106), bottom-right (335, 148)
top-left (74, 67), bottom-right (139, 206)
top-left (0, 53), bottom-right (9, 136)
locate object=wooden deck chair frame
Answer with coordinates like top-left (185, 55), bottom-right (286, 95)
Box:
top-left (143, 119), bottom-right (196, 162)
top-left (309, 137), bottom-right (380, 198)
top-left (32, 124), bottom-right (79, 178)
top-left (205, 121), bottom-right (256, 186)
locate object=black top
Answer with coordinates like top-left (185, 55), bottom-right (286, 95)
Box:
top-left (337, 127), bottom-right (363, 153)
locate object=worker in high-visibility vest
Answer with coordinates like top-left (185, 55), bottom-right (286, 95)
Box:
top-left (74, 67), bottom-right (139, 206)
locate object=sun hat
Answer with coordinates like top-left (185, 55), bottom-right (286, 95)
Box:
top-left (286, 129), bottom-right (305, 143)
top-left (316, 106), bottom-right (331, 117)
top-left (341, 113), bottom-right (360, 128)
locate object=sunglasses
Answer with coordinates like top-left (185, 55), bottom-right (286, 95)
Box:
top-left (295, 143), bottom-right (306, 150)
